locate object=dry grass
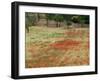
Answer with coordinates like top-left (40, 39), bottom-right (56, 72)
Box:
top-left (25, 26), bottom-right (89, 68)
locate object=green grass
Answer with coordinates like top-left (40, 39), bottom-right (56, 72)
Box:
top-left (26, 26), bottom-right (67, 43)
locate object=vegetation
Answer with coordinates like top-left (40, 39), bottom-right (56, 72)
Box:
top-left (25, 12), bottom-right (36, 32)
top-left (25, 13), bottom-right (89, 32)
top-left (25, 27), bottom-right (89, 68)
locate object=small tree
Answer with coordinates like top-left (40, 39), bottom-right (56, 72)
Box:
top-left (63, 15), bottom-right (72, 27)
top-left (25, 13), bottom-right (36, 33)
top-left (46, 14), bottom-right (55, 26)
top-left (71, 16), bottom-right (80, 23)
top-left (54, 14), bottom-right (64, 27)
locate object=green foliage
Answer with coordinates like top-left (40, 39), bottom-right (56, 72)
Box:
top-left (25, 12), bottom-right (37, 32)
top-left (79, 16), bottom-right (89, 24)
top-left (25, 12), bottom-right (36, 27)
top-left (46, 14), bottom-right (55, 20)
top-left (71, 15), bottom-right (89, 24)
top-left (71, 16), bottom-right (80, 23)
top-left (54, 14), bottom-right (64, 22)
top-left (25, 12), bottom-right (89, 29)
top-left (63, 15), bottom-right (72, 21)
top-left (46, 14), bottom-right (89, 26)
top-left (63, 15), bottom-right (72, 26)
top-left (46, 14), bottom-right (64, 22)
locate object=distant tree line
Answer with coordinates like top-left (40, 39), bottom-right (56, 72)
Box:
top-left (25, 12), bottom-right (89, 32)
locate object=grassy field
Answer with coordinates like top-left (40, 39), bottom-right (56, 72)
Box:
top-left (25, 26), bottom-right (89, 68)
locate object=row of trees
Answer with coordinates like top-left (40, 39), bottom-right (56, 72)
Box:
top-left (46, 14), bottom-right (89, 27)
top-left (25, 13), bottom-right (89, 32)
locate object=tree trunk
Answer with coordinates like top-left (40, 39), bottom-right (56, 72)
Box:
top-left (26, 26), bottom-right (29, 33)
top-left (56, 21), bottom-right (59, 27)
top-left (46, 18), bottom-right (48, 27)
top-left (37, 13), bottom-right (40, 21)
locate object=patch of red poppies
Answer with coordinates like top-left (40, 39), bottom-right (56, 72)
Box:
top-left (50, 39), bottom-right (81, 50)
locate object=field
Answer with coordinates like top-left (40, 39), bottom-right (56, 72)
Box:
top-left (25, 26), bottom-right (89, 68)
